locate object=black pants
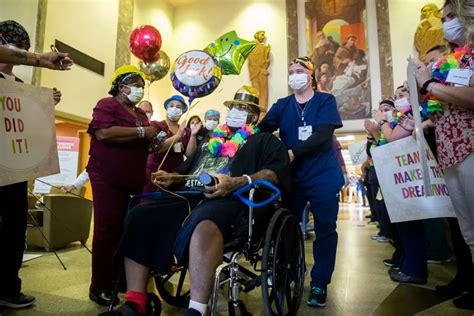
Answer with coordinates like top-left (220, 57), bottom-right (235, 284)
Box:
top-left (378, 200), bottom-right (393, 238)
top-left (396, 220), bottom-right (427, 279)
top-left (0, 182), bottom-right (28, 297)
top-left (366, 183), bottom-right (379, 222)
top-left (447, 218), bottom-right (472, 283)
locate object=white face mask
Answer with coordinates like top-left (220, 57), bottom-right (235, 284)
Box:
top-left (443, 17), bottom-right (465, 46)
top-left (145, 113), bottom-right (153, 120)
top-left (167, 107), bottom-right (183, 121)
top-left (205, 119), bottom-right (218, 131)
top-left (288, 73), bottom-right (309, 91)
top-left (125, 86), bottom-right (144, 104)
top-left (226, 108), bottom-right (248, 128)
top-left (394, 97), bottom-right (411, 111)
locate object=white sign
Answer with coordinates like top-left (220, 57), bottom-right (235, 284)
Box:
top-left (348, 140), bottom-right (368, 165)
top-left (34, 137), bottom-right (80, 193)
top-left (371, 137), bottom-right (456, 222)
top-left (0, 80), bottom-right (59, 186)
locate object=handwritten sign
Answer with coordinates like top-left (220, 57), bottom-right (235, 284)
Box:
top-left (371, 137), bottom-right (455, 222)
top-left (0, 80), bottom-right (59, 186)
top-left (348, 140), bottom-right (368, 165)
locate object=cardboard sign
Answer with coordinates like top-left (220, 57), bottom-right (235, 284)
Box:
top-left (371, 137), bottom-right (456, 222)
top-left (0, 80), bottom-right (59, 186)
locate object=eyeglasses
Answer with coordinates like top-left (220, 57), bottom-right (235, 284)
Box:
top-left (229, 103), bottom-right (257, 113)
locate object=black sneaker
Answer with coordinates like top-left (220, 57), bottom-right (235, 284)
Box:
top-left (185, 307), bottom-right (203, 316)
top-left (453, 292), bottom-right (474, 310)
top-left (0, 293), bottom-right (35, 309)
top-left (383, 259), bottom-right (398, 267)
top-left (436, 279), bottom-right (470, 296)
top-left (307, 287), bottom-right (326, 307)
top-left (98, 301), bottom-right (138, 315)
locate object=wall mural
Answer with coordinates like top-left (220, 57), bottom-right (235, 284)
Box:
top-left (305, 0), bottom-right (371, 120)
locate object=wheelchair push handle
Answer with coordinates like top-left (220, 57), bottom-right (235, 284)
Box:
top-left (232, 179), bottom-right (281, 208)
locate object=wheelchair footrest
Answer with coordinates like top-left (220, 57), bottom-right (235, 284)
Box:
top-left (242, 278), bottom-right (261, 293)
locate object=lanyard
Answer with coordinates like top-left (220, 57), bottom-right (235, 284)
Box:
top-left (294, 95), bottom-right (312, 126)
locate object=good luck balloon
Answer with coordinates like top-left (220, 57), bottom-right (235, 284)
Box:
top-left (129, 25), bottom-right (162, 63)
top-left (205, 30), bottom-right (256, 75)
top-left (139, 50), bottom-right (171, 82)
top-left (170, 50), bottom-right (222, 103)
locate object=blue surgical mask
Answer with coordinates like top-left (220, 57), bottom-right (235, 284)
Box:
top-left (167, 107), bottom-right (183, 121)
top-left (125, 86), bottom-right (144, 104)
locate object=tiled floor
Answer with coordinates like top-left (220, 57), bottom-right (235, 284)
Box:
top-left (1, 203), bottom-right (471, 315)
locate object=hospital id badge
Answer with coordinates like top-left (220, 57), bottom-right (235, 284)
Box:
top-left (298, 125), bottom-right (312, 141)
top-left (173, 142), bottom-right (182, 153)
top-left (446, 68), bottom-right (472, 86)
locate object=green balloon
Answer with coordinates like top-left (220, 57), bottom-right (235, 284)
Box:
top-left (205, 30), bottom-right (256, 75)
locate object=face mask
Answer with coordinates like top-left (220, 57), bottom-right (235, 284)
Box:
top-left (205, 119), bottom-right (218, 131)
top-left (288, 73), bottom-right (309, 91)
top-left (145, 113), bottom-right (153, 120)
top-left (386, 111), bottom-right (394, 121)
top-left (167, 107), bottom-right (183, 121)
top-left (394, 97), bottom-right (411, 111)
top-left (226, 108), bottom-right (248, 128)
top-left (443, 17), bottom-right (465, 46)
top-left (124, 86), bottom-right (144, 104)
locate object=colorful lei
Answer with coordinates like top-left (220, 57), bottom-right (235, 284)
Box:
top-left (424, 47), bottom-right (472, 115)
top-left (208, 124), bottom-right (259, 158)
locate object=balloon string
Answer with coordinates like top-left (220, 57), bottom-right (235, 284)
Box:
top-left (153, 181), bottom-right (192, 215)
top-left (147, 80), bottom-right (151, 100)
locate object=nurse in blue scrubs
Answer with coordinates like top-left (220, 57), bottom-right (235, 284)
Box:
top-left (259, 56), bottom-right (344, 308)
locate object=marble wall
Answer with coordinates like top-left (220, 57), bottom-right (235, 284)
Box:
top-left (115, 0), bottom-right (134, 69)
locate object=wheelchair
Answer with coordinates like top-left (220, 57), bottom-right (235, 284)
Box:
top-left (110, 179), bottom-right (305, 316)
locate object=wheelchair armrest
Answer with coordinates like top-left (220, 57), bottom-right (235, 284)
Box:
top-left (232, 179), bottom-right (281, 208)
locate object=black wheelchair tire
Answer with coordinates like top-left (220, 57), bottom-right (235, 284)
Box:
top-left (147, 293), bottom-right (162, 316)
top-left (261, 208), bottom-right (305, 316)
top-left (154, 267), bottom-right (190, 308)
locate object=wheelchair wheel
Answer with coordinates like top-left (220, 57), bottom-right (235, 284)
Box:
top-left (154, 266), bottom-right (190, 308)
top-left (147, 293), bottom-right (161, 316)
top-left (261, 208), bottom-right (305, 316)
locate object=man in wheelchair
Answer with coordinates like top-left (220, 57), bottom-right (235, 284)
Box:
top-left (109, 86), bottom-right (290, 316)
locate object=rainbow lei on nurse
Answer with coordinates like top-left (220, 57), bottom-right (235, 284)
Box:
top-left (425, 47), bottom-right (471, 115)
top-left (208, 124), bottom-right (259, 158)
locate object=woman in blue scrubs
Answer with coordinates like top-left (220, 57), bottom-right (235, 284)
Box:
top-left (259, 56), bottom-right (344, 307)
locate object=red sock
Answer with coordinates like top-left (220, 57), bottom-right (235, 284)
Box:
top-left (124, 290), bottom-right (148, 315)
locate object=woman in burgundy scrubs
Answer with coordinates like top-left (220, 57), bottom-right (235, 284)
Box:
top-left (86, 65), bottom-right (157, 305)
top-left (143, 95), bottom-right (202, 192)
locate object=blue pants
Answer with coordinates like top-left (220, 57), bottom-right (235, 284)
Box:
top-left (286, 191), bottom-right (339, 289)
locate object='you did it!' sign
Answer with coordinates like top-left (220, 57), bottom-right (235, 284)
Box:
top-left (0, 80), bottom-right (59, 186)
top-left (371, 137), bottom-right (455, 222)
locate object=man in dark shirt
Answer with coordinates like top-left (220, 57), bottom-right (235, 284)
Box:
top-left (0, 20), bottom-right (65, 310)
top-left (109, 86), bottom-right (290, 316)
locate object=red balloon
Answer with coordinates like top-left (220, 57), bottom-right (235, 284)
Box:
top-left (129, 25), bottom-right (162, 63)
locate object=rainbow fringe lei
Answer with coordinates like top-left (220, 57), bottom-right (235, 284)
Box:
top-left (208, 124), bottom-right (259, 158)
top-left (425, 47), bottom-right (471, 115)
